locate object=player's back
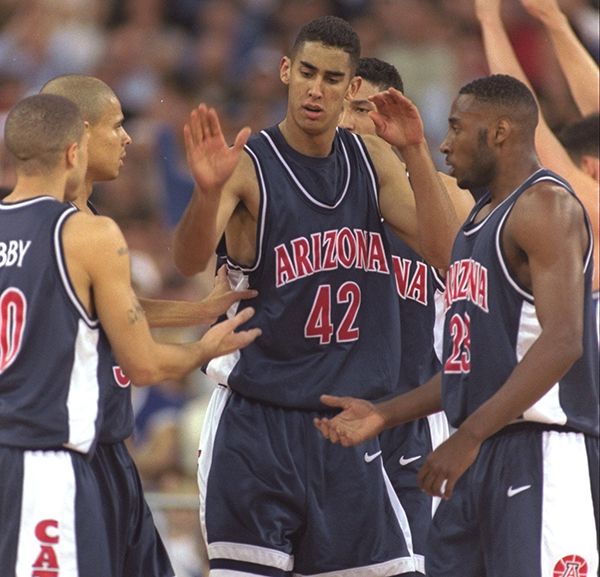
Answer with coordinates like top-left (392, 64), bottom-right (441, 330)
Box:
top-left (0, 196), bottom-right (107, 454)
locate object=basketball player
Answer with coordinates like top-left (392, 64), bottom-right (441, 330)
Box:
top-left (0, 94), bottom-right (260, 577)
top-left (339, 56), bottom-right (474, 573)
top-left (40, 74), bottom-right (258, 577)
top-left (474, 0), bottom-right (599, 329)
top-left (173, 15), bottom-right (461, 576)
top-left (315, 74), bottom-right (599, 577)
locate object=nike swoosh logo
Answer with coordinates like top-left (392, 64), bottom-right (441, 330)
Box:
top-left (364, 450), bottom-right (382, 463)
top-left (399, 455), bottom-right (422, 466)
top-left (507, 484), bottom-right (531, 497)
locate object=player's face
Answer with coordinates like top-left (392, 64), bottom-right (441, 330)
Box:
top-left (281, 41), bottom-right (358, 136)
top-left (440, 94), bottom-right (497, 190)
top-left (87, 96), bottom-right (131, 182)
top-left (338, 79), bottom-right (380, 136)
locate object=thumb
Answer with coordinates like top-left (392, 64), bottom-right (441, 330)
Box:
top-left (320, 394), bottom-right (352, 409)
top-left (233, 126), bottom-right (251, 152)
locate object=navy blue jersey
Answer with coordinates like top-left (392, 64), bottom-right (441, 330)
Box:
top-left (385, 227), bottom-right (444, 396)
top-left (442, 169), bottom-right (599, 435)
top-left (0, 196), bottom-right (110, 454)
top-left (207, 126), bottom-right (401, 410)
top-left (83, 201), bottom-right (134, 444)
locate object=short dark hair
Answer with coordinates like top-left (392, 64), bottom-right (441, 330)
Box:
top-left (41, 74), bottom-right (117, 126)
top-left (356, 57), bottom-right (404, 93)
top-left (459, 74), bottom-right (539, 131)
top-left (558, 113), bottom-right (599, 164)
top-left (292, 16), bottom-right (361, 74)
top-left (4, 94), bottom-right (85, 175)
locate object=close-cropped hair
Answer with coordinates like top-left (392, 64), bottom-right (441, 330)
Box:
top-left (4, 94), bottom-right (84, 175)
top-left (41, 74), bottom-right (116, 126)
top-left (292, 16), bottom-right (361, 74)
top-left (356, 57), bottom-right (404, 93)
top-left (558, 113), bottom-right (599, 163)
top-left (459, 74), bottom-right (539, 130)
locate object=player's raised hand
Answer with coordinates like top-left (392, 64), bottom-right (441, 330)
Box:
top-left (474, 0), bottom-right (502, 22)
top-left (314, 395), bottom-right (386, 447)
top-left (518, 0), bottom-right (562, 21)
top-left (199, 306), bottom-right (261, 361)
top-left (197, 265), bottom-right (258, 325)
top-left (417, 427), bottom-right (481, 500)
top-left (184, 103), bottom-right (251, 194)
top-left (368, 88), bottom-right (425, 150)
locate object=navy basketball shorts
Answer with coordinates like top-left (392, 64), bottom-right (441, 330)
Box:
top-left (91, 441), bottom-right (174, 577)
top-left (198, 386), bottom-right (420, 576)
top-left (0, 446), bottom-right (112, 577)
top-left (425, 424), bottom-right (599, 577)
top-left (379, 411), bottom-right (450, 571)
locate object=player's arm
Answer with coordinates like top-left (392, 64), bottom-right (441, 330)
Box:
top-left (172, 104), bottom-right (251, 277)
top-left (519, 0), bottom-right (599, 116)
top-left (475, 0), bottom-right (599, 289)
top-left (364, 90), bottom-right (460, 270)
top-left (315, 372), bottom-right (443, 446)
top-left (418, 183), bottom-right (588, 500)
top-left (138, 265), bottom-right (258, 328)
top-left (62, 212), bottom-right (261, 385)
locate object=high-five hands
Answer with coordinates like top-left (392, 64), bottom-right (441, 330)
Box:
top-left (184, 103), bottom-right (251, 194)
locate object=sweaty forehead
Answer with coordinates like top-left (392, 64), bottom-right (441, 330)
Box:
top-left (450, 93), bottom-right (490, 122)
top-left (293, 41), bottom-right (353, 74)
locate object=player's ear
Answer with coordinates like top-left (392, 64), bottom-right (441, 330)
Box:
top-left (493, 117), bottom-right (511, 144)
top-left (581, 154), bottom-right (600, 182)
top-left (65, 141), bottom-right (79, 169)
top-left (280, 57), bottom-right (291, 85)
top-left (347, 75), bottom-right (361, 99)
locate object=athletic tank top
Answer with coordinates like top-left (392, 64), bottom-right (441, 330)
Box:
top-left (0, 197), bottom-right (109, 453)
top-left (207, 126), bottom-right (402, 410)
top-left (84, 201), bottom-right (134, 444)
top-left (442, 169), bottom-right (599, 435)
top-left (384, 227), bottom-right (444, 398)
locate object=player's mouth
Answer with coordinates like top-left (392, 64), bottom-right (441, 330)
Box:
top-left (445, 160), bottom-right (455, 177)
top-left (303, 104), bottom-right (323, 120)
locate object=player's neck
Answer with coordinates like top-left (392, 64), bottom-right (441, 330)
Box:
top-left (487, 158), bottom-right (542, 205)
top-left (278, 118), bottom-right (336, 158)
top-left (70, 179), bottom-right (94, 212)
top-left (3, 173), bottom-right (69, 203)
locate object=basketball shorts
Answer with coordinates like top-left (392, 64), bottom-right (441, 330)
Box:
top-left (425, 424), bottom-right (599, 577)
top-left (198, 386), bottom-right (420, 576)
top-left (379, 411), bottom-right (450, 570)
top-left (90, 441), bottom-right (174, 577)
top-left (0, 446), bottom-right (112, 577)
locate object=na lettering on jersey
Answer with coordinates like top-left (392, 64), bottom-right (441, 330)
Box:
top-left (392, 256), bottom-right (428, 305)
top-left (444, 258), bottom-right (489, 313)
top-left (275, 228), bottom-right (390, 288)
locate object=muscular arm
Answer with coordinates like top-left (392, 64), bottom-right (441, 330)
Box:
top-left (172, 105), bottom-right (251, 276)
top-left (63, 213), bottom-right (260, 385)
top-left (519, 0), bottom-right (599, 115)
top-left (418, 184), bottom-right (588, 498)
top-left (475, 0), bottom-right (599, 289)
top-left (138, 266), bottom-right (258, 328)
top-left (365, 90), bottom-right (460, 270)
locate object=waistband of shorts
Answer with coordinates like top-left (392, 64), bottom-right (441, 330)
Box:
top-left (490, 421), bottom-right (583, 439)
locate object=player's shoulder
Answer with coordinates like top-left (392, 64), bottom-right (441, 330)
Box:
top-left (62, 211), bottom-right (125, 248)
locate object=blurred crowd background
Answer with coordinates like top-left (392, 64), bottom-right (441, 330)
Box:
top-left (0, 0), bottom-right (598, 574)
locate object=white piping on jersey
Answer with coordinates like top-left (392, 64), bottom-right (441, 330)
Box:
top-left (54, 207), bottom-right (98, 328)
top-left (0, 196), bottom-right (59, 209)
top-left (350, 131), bottom-right (381, 214)
top-left (229, 145), bottom-right (268, 273)
top-left (260, 129), bottom-right (352, 210)
top-left (463, 168), bottom-right (546, 237)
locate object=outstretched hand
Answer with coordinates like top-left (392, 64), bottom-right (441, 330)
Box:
top-left (417, 428), bottom-right (481, 499)
top-left (368, 88), bottom-right (425, 149)
top-left (474, 0), bottom-right (502, 20)
top-left (197, 265), bottom-right (258, 325)
top-left (518, 0), bottom-right (562, 21)
top-left (200, 306), bottom-right (261, 361)
top-left (184, 103), bottom-right (251, 194)
top-left (314, 395), bottom-right (386, 447)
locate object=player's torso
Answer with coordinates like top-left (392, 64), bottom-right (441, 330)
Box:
top-left (442, 169), bottom-right (599, 435)
top-left (0, 197), bottom-right (107, 454)
top-left (208, 126), bottom-right (402, 410)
